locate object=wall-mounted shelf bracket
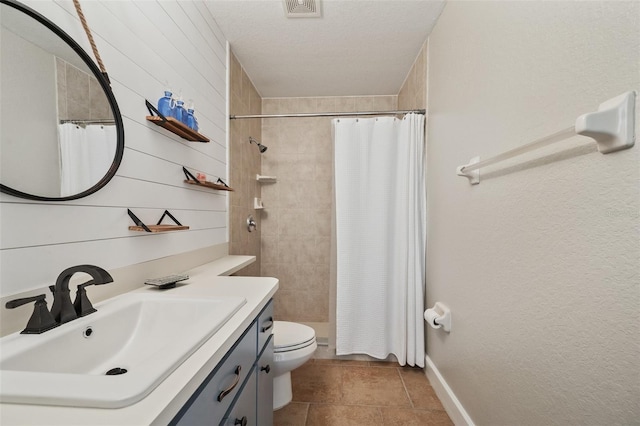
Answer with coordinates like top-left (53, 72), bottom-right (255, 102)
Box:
top-left (127, 209), bottom-right (189, 233)
top-left (456, 156), bottom-right (480, 185)
top-left (575, 91), bottom-right (635, 154)
top-left (254, 198), bottom-right (264, 209)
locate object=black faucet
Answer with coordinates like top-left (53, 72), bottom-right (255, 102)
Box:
top-left (49, 265), bottom-right (114, 324)
top-left (5, 265), bottom-right (114, 334)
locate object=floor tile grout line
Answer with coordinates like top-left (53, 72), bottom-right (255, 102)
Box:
top-left (376, 406), bottom-right (385, 425)
top-left (397, 366), bottom-right (415, 409)
top-left (303, 401), bottom-right (310, 426)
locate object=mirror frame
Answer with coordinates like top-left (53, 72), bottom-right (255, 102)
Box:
top-left (0, 0), bottom-right (124, 201)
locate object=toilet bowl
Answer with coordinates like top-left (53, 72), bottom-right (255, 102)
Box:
top-left (272, 321), bottom-right (317, 410)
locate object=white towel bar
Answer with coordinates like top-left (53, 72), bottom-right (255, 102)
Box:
top-left (457, 91), bottom-right (636, 185)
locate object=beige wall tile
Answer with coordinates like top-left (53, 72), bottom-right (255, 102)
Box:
top-left (316, 97), bottom-right (336, 113)
top-left (260, 263), bottom-right (279, 279)
top-left (230, 53), bottom-right (242, 96)
top-left (298, 97), bottom-right (317, 113)
top-left (240, 69), bottom-right (252, 107)
top-left (262, 98), bottom-right (279, 115)
top-left (228, 51), bottom-right (262, 272)
top-left (334, 96), bottom-right (356, 112)
top-left (260, 208), bottom-right (278, 237)
top-left (353, 96), bottom-right (374, 112)
top-left (89, 77), bottom-right (111, 120)
top-left (279, 97), bottom-right (300, 114)
top-left (261, 235), bottom-right (279, 264)
top-left (373, 95), bottom-right (398, 111)
top-left (398, 42), bottom-right (428, 111)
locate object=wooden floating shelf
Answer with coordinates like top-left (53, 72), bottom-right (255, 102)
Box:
top-left (184, 179), bottom-right (234, 191)
top-left (129, 224), bottom-right (190, 233)
top-left (146, 116), bottom-right (209, 142)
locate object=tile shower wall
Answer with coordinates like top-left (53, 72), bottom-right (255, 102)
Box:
top-left (56, 58), bottom-right (112, 122)
top-left (398, 40), bottom-right (428, 110)
top-left (260, 96), bottom-right (397, 322)
top-left (229, 52), bottom-right (262, 276)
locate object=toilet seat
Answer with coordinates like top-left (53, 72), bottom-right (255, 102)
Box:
top-left (273, 321), bottom-right (316, 353)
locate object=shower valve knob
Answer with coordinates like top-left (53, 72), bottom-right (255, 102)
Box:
top-left (247, 215), bottom-right (257, 232)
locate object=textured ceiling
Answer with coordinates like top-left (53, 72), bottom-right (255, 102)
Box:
top-left (206, 1), bottom-right (446, 98)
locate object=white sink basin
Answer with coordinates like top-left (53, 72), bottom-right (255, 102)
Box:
top-left (0, 292), bottom-right (246, 408)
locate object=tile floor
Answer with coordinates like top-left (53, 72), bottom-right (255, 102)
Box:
top-left (274, 359), bottom-right (453, 426)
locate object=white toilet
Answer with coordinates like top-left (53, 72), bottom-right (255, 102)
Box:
top-left (272, 321), bottom-right (317, 410)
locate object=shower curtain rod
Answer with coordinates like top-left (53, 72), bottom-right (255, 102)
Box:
top-left (60, 119), bottom-right (115, 125)
top-left (229, 109), bottom-right (426, 120)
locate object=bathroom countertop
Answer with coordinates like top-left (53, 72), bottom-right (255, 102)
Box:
top-left (0, 262), bottom-right (278, 426)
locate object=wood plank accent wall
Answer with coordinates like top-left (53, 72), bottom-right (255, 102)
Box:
top-left (0, 1), bottom-right (228, 297)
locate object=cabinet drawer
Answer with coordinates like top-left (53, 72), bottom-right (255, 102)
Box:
top-left (221, 366), bottom-right (257, 426)
top-left (256, 335), bottom-right (274, 426)
top-left (257, 300), bottom-right (274, 354)
top-left (172, 322), bottom-right (257, 425)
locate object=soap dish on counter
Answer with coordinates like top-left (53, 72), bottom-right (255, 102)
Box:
top-left (145, 274), bottom-right (189, 289)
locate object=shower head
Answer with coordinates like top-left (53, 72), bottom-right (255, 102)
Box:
top-left (249, 137), bottom-right (268, 154)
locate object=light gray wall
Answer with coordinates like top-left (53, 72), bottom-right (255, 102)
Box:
top-left (426, 2), bottom-right (639, 425)
top-left (0, 2), bottom-right (228, 313)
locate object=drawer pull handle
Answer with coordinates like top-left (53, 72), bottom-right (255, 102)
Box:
top-left (234, 416), bottom-right (248, 426)
top-left (260, 364), bottom-right (271, 374)
top-left (217, 365), bottom-right (241, 402)
top-left (261, 317), bottom-right (273, 333)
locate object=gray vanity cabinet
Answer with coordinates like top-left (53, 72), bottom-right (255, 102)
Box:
top-left (171, 299), bottom-right (274, 426)
top-left (256, 336), bottom-right (274, 426)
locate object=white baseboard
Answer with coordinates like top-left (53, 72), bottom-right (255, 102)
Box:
top-left (425, 355), bottom-right (475, 426)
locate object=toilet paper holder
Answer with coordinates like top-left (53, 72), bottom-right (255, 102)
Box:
top-left (424, 302), bottom-right (451, 332)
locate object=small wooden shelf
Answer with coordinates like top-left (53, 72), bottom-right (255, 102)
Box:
top-left (127, 209), bottom-right (189, 233)
top-left (128, 224), bottom-right (190, 233)
top-left (146, 116), bottom-right (209, 142)
top-left (184, 179), bottom-right (234, 191)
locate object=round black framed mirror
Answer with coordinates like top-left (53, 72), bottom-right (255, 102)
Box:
top-left (0, 0), bottom-right (124, 201)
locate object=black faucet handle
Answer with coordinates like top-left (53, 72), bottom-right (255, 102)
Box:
top-left (6, 294), bottom-right (45, 309)
top-left (73, 281), bottom-right (98, 317)
top-left (5, 294), bottom-right (59, 334)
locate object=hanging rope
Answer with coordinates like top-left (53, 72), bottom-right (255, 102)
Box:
top-left (72, 0), bottom-right (109, 83)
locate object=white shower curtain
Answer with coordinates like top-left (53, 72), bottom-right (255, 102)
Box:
top-left (59, 123), bottom-right (115, 196)
top-left (333, 113), bottom-right (426, 367)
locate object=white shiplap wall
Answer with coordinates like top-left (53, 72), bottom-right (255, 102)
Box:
top-left (0, 0), bottom-right (228, 297)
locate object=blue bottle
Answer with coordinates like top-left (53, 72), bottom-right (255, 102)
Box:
top-left (175, 99), bottom-right (187, 125)
top-left (186, 109), bottom-right (199, 131)
top-left (157, 91), bottom-right (175, 118)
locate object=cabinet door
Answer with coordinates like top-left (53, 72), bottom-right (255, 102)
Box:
top-left (221, 367), bottom-right (257, 426)
top-left (172, 322), bottom-right (257, 425)
top-left (256, 335), bottom-right (274, 426)
top-left (257, 300), bottom-right (274, 353)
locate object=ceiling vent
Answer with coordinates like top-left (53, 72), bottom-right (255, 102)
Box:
top-left (283, 0), bottom-right (321, 18)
